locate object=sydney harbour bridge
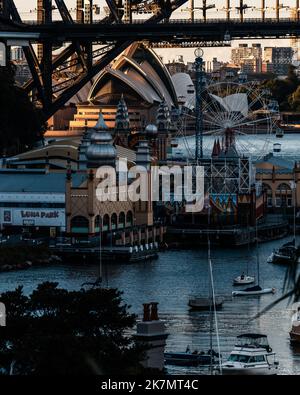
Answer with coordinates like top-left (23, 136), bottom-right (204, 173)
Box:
top-left (1, 0), bottom-right (300, 121)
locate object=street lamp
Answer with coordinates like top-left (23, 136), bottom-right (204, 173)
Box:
top-left (194, 48), bottom-right (205, 161)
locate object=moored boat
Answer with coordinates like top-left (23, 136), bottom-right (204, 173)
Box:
top-left (188, 296), bottom-right (224, 310)
top-left (221, 334), bottom-right (279, 375)
top-left (165, 348), bottom-right (220, 366)
top-left (232, 285), bottom-right (275, 296)
top-left (290, 306), bottom-right (300, 345)
top-left (271, 241), bottom-right (298, 265)
top-left (233, 274), bottom-right (255, 286)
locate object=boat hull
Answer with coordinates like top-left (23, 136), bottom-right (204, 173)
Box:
top-left (232, 288), bottom-right (275, 296)
top-left (188, 297), bottom-right (224, 310)
top-left (164, 352), bottom-right (215, 366)
top-left (221, 366), bottom-right (278, 375)
top-left (272, 253), bottom-right (296, 265)
top-left (290, 331), bottom-right (300, 344)
top-left (233, 276), bottom-right (255, 286)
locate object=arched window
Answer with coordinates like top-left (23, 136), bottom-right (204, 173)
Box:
top-left (262, 183), bottom-right (273, 207)
top-left (94, 215), bottom-right (101, 233)
top-left (103, 214), bottom-right (110, 231)
top-left (118, 212), bottom-right (125, 229)
top-left (126, 211), bottom-right (133, 227)
top-left (275, 183), bottom-right (292, 207)
top-left (71, 216), bottom-right (89, 234)
top-left (111, 213), bottom-right (118, 230)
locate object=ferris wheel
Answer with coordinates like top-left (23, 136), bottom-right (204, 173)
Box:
top-left (175, 80), bottom-right (280, 160)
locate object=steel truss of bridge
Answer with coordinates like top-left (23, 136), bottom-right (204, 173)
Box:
top-left (1, 0), bottom-right (300, 121)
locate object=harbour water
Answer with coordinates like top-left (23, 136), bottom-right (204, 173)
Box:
top-left (178, 133), bottom-right (300, 160)
top-left (1, 236), bottom-right (300, 374)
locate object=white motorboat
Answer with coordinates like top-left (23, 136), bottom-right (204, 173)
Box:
top-left (290, 306), bottom-right (300, 345)
top-left (221, 334), bottom-right (279, 375)
top-left (232, 285), bottom-right (275, 296)
top-left (233, 274), bottom-right (255, 286)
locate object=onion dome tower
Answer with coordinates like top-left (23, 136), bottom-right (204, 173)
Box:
top-left (78, 112), bottom-right (109, 170)
top-left (156, 99), bottom-right (171, 162)
top-left (115, 94), bottom-right (130, 147)
top-left (86, 115), bottom-right (116, 168)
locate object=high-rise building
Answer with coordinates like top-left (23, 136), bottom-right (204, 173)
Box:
top-left (264, 47), bottom-right (293, 75)
top-left (231, 44), bottom-right (262, 68)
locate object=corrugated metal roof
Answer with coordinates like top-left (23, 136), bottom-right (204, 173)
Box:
top-left (0, 172), bottom-right (86, 193)
top-left (255, 156), bottom-right (294, 170)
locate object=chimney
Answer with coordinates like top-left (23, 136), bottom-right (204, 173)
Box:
top-left (135, 302), bottom-right (168, 371)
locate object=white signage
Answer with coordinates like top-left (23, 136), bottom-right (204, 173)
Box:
top-left (1, 208), bottom-right (65, 227)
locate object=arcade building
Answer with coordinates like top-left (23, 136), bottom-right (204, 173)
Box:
top-left (0, 99), bottom-right (171, 246)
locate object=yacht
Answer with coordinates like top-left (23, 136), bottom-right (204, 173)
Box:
top-left (233, 274), bottom-right (255, 286)
top-left (290, 307), bottom-right (300, 345)
top-left (221, 334), bottom-right (279, 375)
top-left (271, 242), bottom-right (298, 265)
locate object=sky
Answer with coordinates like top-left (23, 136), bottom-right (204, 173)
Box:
top-left (14, 0), bottom-right (292, 63)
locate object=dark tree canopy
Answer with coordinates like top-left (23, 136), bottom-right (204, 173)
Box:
top-left (263, 65), bottom-right (300, 111)
top-left (0, 282), bottom-right (146, 375)
top-left (0, 63), bottom-right (45, 156)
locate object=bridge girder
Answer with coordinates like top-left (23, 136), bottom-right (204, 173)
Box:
top-left (2, 0), bottom-right (300, 122)
top-left (0, 0), bottom-right (188, 122)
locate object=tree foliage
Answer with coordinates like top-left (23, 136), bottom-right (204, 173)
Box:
top-left (0, 63), bottom-right (45, 156)
top-left (0, 282), bottom-right (145, 375)
top-left (263, 65), bottom-right (300, 111)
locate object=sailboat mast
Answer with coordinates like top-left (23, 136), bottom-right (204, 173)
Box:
top-left (255, 217), bottom-right (260, 286)
top-left (99, 225), bottom-right (102, 282)
top-left (293, 173), bottom-right (296, 243)
top-left (207, 205), bottom-right (213, 374)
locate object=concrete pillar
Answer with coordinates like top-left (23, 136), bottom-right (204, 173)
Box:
top-left (145, 228), bottom-right (149, 243)
top-left (121, 231), bottom-right (126, 245)
top-left (159, 226), bottom-right (164, 243)
top-left (129, 230), bottom-right (134, 245)
top-left (135, 303), bottom-right (168, 371)
top-left (189, 0), bottom-right (194, 22)
top-left (226, 0), bottom-right (230, 20)
top-left (261, 0), bottom-right (265, 21)
top-left (152, 227), bottom-right (156, 242)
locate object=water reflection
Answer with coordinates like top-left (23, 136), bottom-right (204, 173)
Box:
top-left (0, 236), bottom-right (299, 374)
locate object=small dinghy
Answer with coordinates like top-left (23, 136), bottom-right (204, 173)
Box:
top-left (165, 348), bottom-right (220, 366)
top-left (232, 285), bottom-right (275, 296)
top-left (188, 296), bottom-right (224, 310)
top-left (233, 274), bottom-right (255, 286)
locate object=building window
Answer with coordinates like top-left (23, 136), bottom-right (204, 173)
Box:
top-left (118, 212), bottom-right (125, 229)
top-left (71, 216), bottom-right (89, 234)
top-left (103, 214), bottom-right (110, 231)
top-left (111, 213), bottom-right (117, 230)
top-left (275, 183), bottom-right (292, 208)
top-left (267, 197), bottom-right (273, 207)
top-left (126, 211), bottom-right (133, 227)
top-left (94, 215), bottom-right (101, 233)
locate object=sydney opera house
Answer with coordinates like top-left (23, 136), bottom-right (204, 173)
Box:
top-left (49, 43), bottom-right (179, 134)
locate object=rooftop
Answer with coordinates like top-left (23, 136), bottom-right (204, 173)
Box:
top-left (0, 171), bottom-right (86, 193)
